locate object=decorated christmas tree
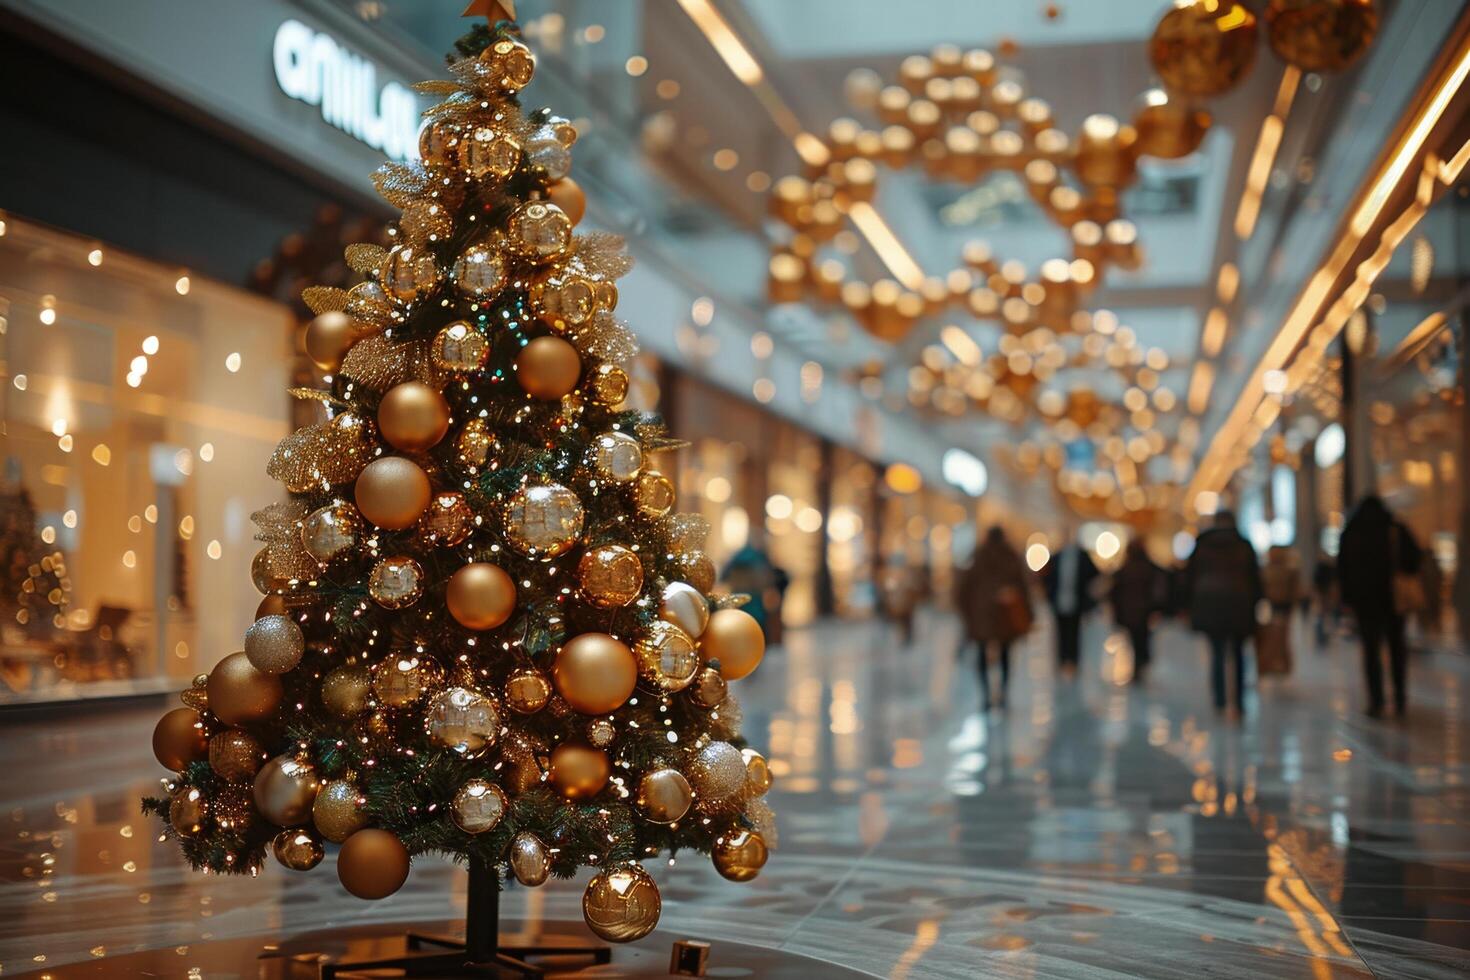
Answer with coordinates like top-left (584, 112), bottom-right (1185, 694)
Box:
top-left (1, 476), bottom-right (71, 635)
top-left (145, 8), bottom-right (774, 950)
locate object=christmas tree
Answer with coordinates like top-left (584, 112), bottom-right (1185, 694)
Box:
top-left (145, 13), bottom-right (774, 946)
top-left (0, 477), bottom-right (71, 635)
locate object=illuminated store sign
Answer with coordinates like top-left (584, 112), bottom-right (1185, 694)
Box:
top-left (272, 19), bottom-right (420, 162)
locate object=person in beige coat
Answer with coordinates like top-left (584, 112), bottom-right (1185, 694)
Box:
top-left (954, 527), bottom-right (1034, 710)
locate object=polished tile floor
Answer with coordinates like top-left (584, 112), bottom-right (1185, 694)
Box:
top-left (1, 611), bottom-right (1466, 978)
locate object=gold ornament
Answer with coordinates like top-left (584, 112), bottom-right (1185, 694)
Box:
top-left (451, 778), bottom-right (508, 834)
top-left (399, 199), bottom-right (454, 244)
top-left (383, 244), bottom-right (440, 303)
top-left (636, 768), bottom-right (692, 824)
top-left (586, 716), bottom-right (616, 748)
top-left (689, 741), bottom-right (745, 801)
top-left (577, 545), bottom-right (643, 608)
top-left (254, 596), bottom-right (287, 621)
top-left (273, 828), bottom-right (325, 871)
top-left (432, 321), bottom-right (490, 372)
top-left (658, 582), bottom-right (709, 639)
top-left (708, 693), bottom-right (743, 741)
top-left (516, 336), bottom-right (582, 400)
top-left (301, 501), bottom-right (361, 565)
top-left (744, 798), bottom-right (778, 849)
top-left (478, 36), bottom-right (536, 92)
top-left (451, 244), bottom-right (507, 302)
top-left (635, 620), bottom-right (700, 693)
top-left (674, 551), bottom-right (717, 595)
top-left (373, 654), bottom-right (444, 708)
top-left (1264, 0), bottom-right (1378, 72)
top-left (530, 269), bottom-right (597, 331)
top-left (1074, 113), bottom-right (1138, 188)
top-left (712, 829), bottom-right (768, 882)
top-left (1150, 0), bottom-right (1258, 97)
top-left (209, 729), bottom-right (264, 781)
top-left (586, 367), bottom-right (628, 410)
top-left (702, 609), bottom-right (766, 680)
top-left (501, 729), bottom-right (549, 794)
top-left (313, 779), bottom-right (369, 843)
top-left (456, 417), bottom-right (497, 470)
top-left (251, 547), bottom-right (300, 596)
top-left (419, 491), bottom-right (474, 547)
top-left (461, 126), bottom-right (522, 180)
top-left (347, 280), bottom-right (393, 323)
top-left (636, 471), bottom-right (676, 518)
top-left (252, 754), bottom-right (321, 826)
top-left (378, 381), bottom-right (451, 452)
top-left (424, 686), bottom-right (500, 756)
top-left (268, 411), bottom-right (377, 493)
top-left (337, 828), bottom-right (411, 900)
top-left (243, 614), bottom-right (305, 675)
top-left (590, 432), bottom-right (643, 482)
top-left (152, 707), bottom-right (208, 771)
top-left (508, 202), bottom-right (573, 261)
top-left (322, 664), bottom-right (373, 718)
top-left (525, 122), bottom-right (573, 180)
top-left (368, 555), bottom-right (425, 609)
top-left (445, 562), bottom-right (517, 630)
top-left (504, 482), bottom-right (584, 557)
top-left (510, 831), bottom-right (550, 886)
top-left (553, 633), bottom-right (637, 715)
top-left (1132, 88), bottom-right (1212, 160)
top-left (547, 177), bottom-right (586, 225)
top-left (550, 742), bottom-right (610, 799)
top-left (169, 787), bottom-right (208, 836)
top-left (582, 866), bottom-right (661, 944)
top-left (742, 748), bottom-right (772, 797)
top-left (303, 311), bottom-right (366, 372)
top-left (689, 666), bottom-right (727, 708)
top-left (207, 652), bottom-right (283, 727)
top-left (504, 668), bottom-right (552, 714)
top-left (355, 457), bottom-right (433, 530)
top-left (419, 119), bottom-right (461, 168)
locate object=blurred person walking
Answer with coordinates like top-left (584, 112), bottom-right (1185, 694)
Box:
top-left (1109, 540), bottom-right (1167, 685)
top-left (1312, 552), bottom-right (1338, 649)
top-left (955, 527), bottom-right (1033, 710)
top-left (1258, 545), bottom-right (1302, 678)
top-left (1044, 533), bottom-right (1100, 677)
top-left (1184, 511), bottom-right (1262, 716)
top-left (1338, 495), bottom-right (1423, 718)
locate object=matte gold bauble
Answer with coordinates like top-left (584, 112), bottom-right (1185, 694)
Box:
top-left (419, 491), bottom-right (474, 547)
top-left (504, 668), bottom-right (552, 714)
top-left (742, 748), bottom-right (773, 797)
top-left (451, 778), bottom-right (507, 834)
top-left (322, 664), bottom-right (373, 718)
top-left (577, 545), bottom-right (643, 608)
top-left (244, 614), bottom-right (305, 675)
top-left (582, 866), bottom-right (661, 944)
top-left (368, 556), bottom-right (425, 609)
top-left (207, 652), bottom-right (283, 727)
top-left (383, 244), bottom-right (440, 303)
top-left (510, 831), bottom-right (551, 886)
top-left (658, 582), bottom-right (709, 639)
top-left (636, 471), bottom-right (675, 518)
top-left (702, 609), bottom-right (766, 681)
top-left (689, 666), bottom-right (727, 708)
top-left (338, 829), bottom-right (411, 900)
top-left (256, 595), bottom-right (288, 620)
top-left (712, 829), bottom-right (768, 882)
top-left (372, 655), bottom-right (443, 708)
top-left (355, 457), bottom-right (432, 530)
top-left (1265, 0), bottom-right (1378, 72)
top-left (636, 768), bottom-right (692, 824)
top-left (553, 633), bottom-right (637, 715)
top-left (169, 787), bottom-right (208, 836)
top-left (378, 382), bottom-right (451, 452)
top-left (689, 740), bottom-right (745, 801)
top-left (1150, 0), bottom-right (1258, 97)
top-left (504, 482), bottom-right (584, 557)
top-left (508, 202), bottom-right (573, 261)
top-left (590, 432), bottom-right (643, 483)
top-left (252, 755), bottom-right (321, 826)
top-left (445, 563), bottom-right (517, 630)
top-left (456, 417), bottom-right (497, 470)
top-left (675, 551), bottom-right (717, 594)
top-left (273, 828), bottom-right (325, 871)
top-left (461, 126), bottom-right (522, 180)
top-left (589, 364), bottom-right (629, 406)
top-left (550, 743), bottom-right (610, 800)
top-left (301, 501), bottom-right (361, 565)
top-left (303, 311), bottom-right (365, 372)
top-left (432, 320), bottom-right (490, 373)
top-left (452, 242), bottom-right (507, 299)
top-left (152, 707), bottom-right (208, 771)
top-left (635, 620), bottom-right (699, 693)
top-left (1132, 88), bottom-right (1211, 160)
top-left (516, 336), bottom-right (582, 400)
top-left (209, 729), bottom-right (264, 781)
top-left (312, 779), bottom-right (369, 843)
top-left (424, 686), bottom-right (500, 757)
top-left (547, 177), bottom-right (586, 225)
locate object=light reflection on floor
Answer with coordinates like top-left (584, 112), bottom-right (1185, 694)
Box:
top-left (0, 611), bottom-right (1466, 977)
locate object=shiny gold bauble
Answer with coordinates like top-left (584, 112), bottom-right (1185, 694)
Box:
top-left (252, 754), bottom-right (321, 826)
top-left (321, 664), bottom-right (373, 718)
top-left (355, 457), bottom-right (432, 530)
top-left (481, 36), bottom-right (536, 92)
top-left (312, 779), bottom-right (369, 843)
top-left (577, 545), bottom-right (643, 608)
top-left (303, 311), bottom-right (366, 372)
top-left (338, 829), bottom-right (411, 900)
top-left (451, 779), bottom-right (508, 834)
top-left (1150, 0), bottom-right (1258, 97)
top-left (712, 829), bottom-right (768, 882)
top-left (152, 707), bottom-right (208, 771)
top-left (419, 491), bottom-right (474, 547)
top-left (742, 748), bottom-right (773, 797)
top-left (451, 243), bottom-right (507, 298)
top-left (529, 270), bottom-right (597, 331)
top-left (207, 652), bottom-right (283, 727)
top-left (635, 620), bottom-right (700, 693)
top-left (445, 563), bottom-right (517, 630)
top-left (180, 673), bottom-right (210, 711)
top-left (348, 280), bottom-right (393, 323)
top-left (689, 740), bottom-right (746, 801)
top-left (510, 831), bottom-right (551, 886)
top-left (553, 633), bottom-right (637, 715)
top-left (1132, 88), bottom-right (1212, 160)
top-left (526, 122), bottom-right (572, 179)
top-left (550, 743), bottom-right (610, 800)
top-left (301, 501), bottom-right (361, 565)
top-left (658, 582), bottom-right (709, 639)
top-left (504, 668), bottom-right (552, 714)
top-left (243, 614), bottom-right (305, 675)
top-left (169, 787), bottom-right (208, 836)
top-left (251, 548), bottom-right (297, 596)
top-left (383, 244), bottom-right (440, 303)
top-left (588, 364), bottom-right (629, 406)
top-left (516, 336), bottom-right (582, 400)
top-left (1074, 114), bottom-right (1138, 188)
top-left (504, 482), bottom-right (584, 557)
top-left (674, 551), bottom-right (717, 594)
top-left (590, 432), bottom-right (643, 482)
top-left (418, 119), bottom-right (460, 168)
top-left (547, 177), bottom-right (587, 225)
top-left (378, 382), bottom-right (451, 452)
top-left (209, 729), bottom-right (264, 781)
top-left (636, 768), bottom-right (692, 824)
top-left (424, 686), bottom-right (500, 757)
top-left (432, 320), bottom-right (490, 373)
top-left (635, 471), bottom-right (675, 518)
top-left (272, 828), bottom-right (325, 871)
top-left (399, 199), bottom-right (454, 244)
top-left (508, 202), bottom-right (573, 261)
top-left (586, 716), bottom-right (616, 748)
top-left (456, 418), bottom-right (497, 470)
top-left (582, 865), bottom-right (661, 944)
top-left (461, 126), bottom-right (522, 180)
top-left (368, 555), bottom-right (425, 609)
top-left (689, 666), bottom-right (727, 708)
top-left (1264, 0), bottom-right (1378, 72)
top-left (702, 609), bottom-right (765, 681)
top-left (255, 594), bottom-right (288, 620)
top-left (372, 655), bottom-right (443, 708)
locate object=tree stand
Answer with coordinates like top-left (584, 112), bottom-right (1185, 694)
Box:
top-left (322, 859), bottom-right (612, 978)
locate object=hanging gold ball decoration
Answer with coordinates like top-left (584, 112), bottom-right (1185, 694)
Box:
top-left (1149, 0), bottom-right (1258, 97)
top-left (347, 280), bottom-right (393, 323)
top-left (451, 242), bottom-right (507, 298)
top-left (582, 865), bottom-right (662, 944)
top-left (255, 595), bottom-right (288, 621)
top-left (480, 36), bottom-right (536, 92)
top-left (445, 562), bottom-right (517, 630)
top-left (419, 119), bottom-right (460, 168)
top-left (372, 654), bottom-right (444, 708)
top-left (702, 609), bottom-right (766, 681)
top-left (451, 779), bottom-right (508, 834)
top-left (590, 432), bottom-right (643, 482)
top-left (251, 547), bottom-right (298, 596)
top-left (635, 620), bottom-right (700, 693)
top-left (273, 828), bottom-right (325, 871)
top-left (658, 582), bottom-right (709, 638)
top-left (742, 748), bottom-right (773, 797)
top-left (529, 270), bottom-right (597, 331)
top-left (689, 666), bottom-right (727, 708)
top-left (378, 382), bottom-right (451, 452)
top-left (368, 556), bottom-right (425, 609)
top-left (432, 320), bottom-right (490, 373)
top-left (712, 829), bottom-right (769, 882)
top-left (1264, 0), bottom-right (1378, 72)
top-left (1074, 113), bottom-right (1138, 188)
top-left (207, 652), bottom-right (284, 727)
top-left (424, 686), bottom-right (500, 757)
top-left (1132, 88), bottom-right (1212, 160)
top-left (322, 664), bottom-right (373, 718)
top-left (549, 742), bottom-right (611, 800)
top-left (301, 500), bottom-right (361, 565)
top-left (169, 787), bottom-right (208, 836)
top-left (419, 491), bottom-right (474, 547)
top-left (252, 755), bottom-right (321, 826)
top-left (510, 831), bottom-right (551, 886)
top-left (526, 122), bottom-right (573, 180)
top-left (312, 779), bottom-right (369, 843)
top-left (152, 707), bottom-right (208, 771)
top-left (547, 177), bottom-right (587, 225)
top-left (675, 551), bottom-right (717, 594)
top-left (355, 457), bottom-right (432, 530)
top-left (383, 244), bottom-right (440, 303)
top-left (508, 202), bottom-right (573, 261)
top-left (504, 482), bottom-right (584, 557)
top-left (209, 729), bottom-right (264, 781)
top-left (516, 336), bottom-right (582, 400)
top-left (243, 614), bottom-right (305, 675)
top-left (636, 471), bottom-right (676, 517)
top-left (577, 545), bottom-right (644, 608)
top-left (338, 828), bottom-right (411, 900)
top-left (588, 364), bottom-right (629, 406)
top-left (689, 740), bottom-right (746, 801)
top-left (456, 417), bottom-right (497, 470)
top-left (461, 126), bottom-right (522, 180)
top-left (180, 672), bottom-right (210, 711)
top-left (636, 768), bottom-right (693, 824)
top-left (504, 667), bottom-right (553, 714)
top-left (303, 311), bottom-right (366, 372)
top-left (553, 633), bottom-right (638, 715)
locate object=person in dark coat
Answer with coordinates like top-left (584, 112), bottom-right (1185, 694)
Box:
top-left (1338, 496), bottom-right (1422, 717)
top-left (1184, 511), bottom-right (1262, 714)
top-left (1109, 540), bottom-right (1166, 684)
top-left (1043, 534), bottom-right (1100, 677)
top-left (955, 527), bottom-right (1033, 709)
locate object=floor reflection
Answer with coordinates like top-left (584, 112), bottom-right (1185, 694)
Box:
top-left (0, 611), bottom-right (1466, 977)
